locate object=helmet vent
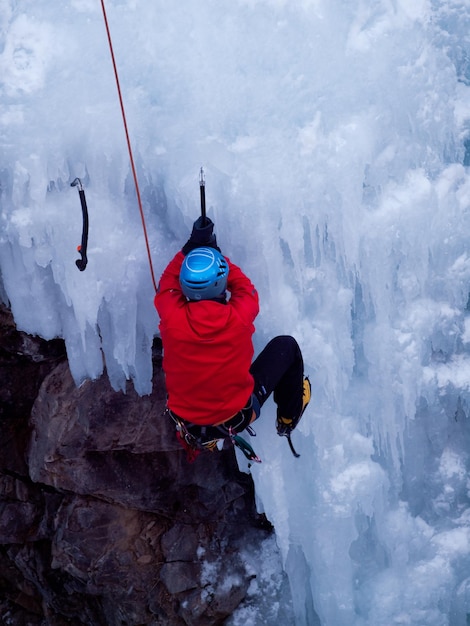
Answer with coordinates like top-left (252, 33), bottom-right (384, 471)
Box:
top-left (180, 247), bottom-right (229, 300)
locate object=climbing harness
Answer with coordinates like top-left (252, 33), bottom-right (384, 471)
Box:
top-left (167, 408), bottom-right (262, 464)
top-left (100, 0), bottom-right (158, 293)
top-left (71, 178), bottom-right (89, 271)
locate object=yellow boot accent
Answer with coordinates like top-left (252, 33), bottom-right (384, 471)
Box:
top-left (276, 376), bottom-right (311, 435)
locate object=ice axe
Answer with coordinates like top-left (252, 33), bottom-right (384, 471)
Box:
top-left (71, 177), bottom-right (89, 271)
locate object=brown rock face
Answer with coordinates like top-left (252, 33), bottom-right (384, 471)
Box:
top-left (0, 304), bottom-right (272, 625)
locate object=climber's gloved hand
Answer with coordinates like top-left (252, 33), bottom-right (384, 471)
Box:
top-left (182, 216), bottom-right (220, 255)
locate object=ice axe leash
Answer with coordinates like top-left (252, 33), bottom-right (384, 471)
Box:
top-left (71, 178), bottom-right (89, 271)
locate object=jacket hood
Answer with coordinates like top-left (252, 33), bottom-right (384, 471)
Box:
top-left (185, 300), bottom-right (232, 338)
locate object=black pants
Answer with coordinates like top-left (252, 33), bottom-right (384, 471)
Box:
top-left (250, 335), bottom-right (304, 421)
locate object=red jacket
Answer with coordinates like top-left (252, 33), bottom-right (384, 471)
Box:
top-left (154, 250), bottom-right (259, 425)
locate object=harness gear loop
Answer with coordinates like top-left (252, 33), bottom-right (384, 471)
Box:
top-left (166, 408), bottom-right (262, 463)
top-left (71, 178), bottom-right (89, 271)
top-left (167, 409), bottom-right (220, 453)
top-left (100, 0), bottom-right (158, 294)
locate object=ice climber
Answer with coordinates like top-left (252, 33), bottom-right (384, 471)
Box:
top-left (154, 216), bottom-right (311, 461)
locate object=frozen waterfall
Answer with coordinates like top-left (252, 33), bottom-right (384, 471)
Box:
top-left (2, 1), bottom-right (470, 624)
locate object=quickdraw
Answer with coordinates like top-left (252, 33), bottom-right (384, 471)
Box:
top-left (228, 428), bottom-right (262, 463)
top-left (71, 178), bottom-right (89, 271)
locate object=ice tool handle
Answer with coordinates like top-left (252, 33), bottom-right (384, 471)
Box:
top-left (71, 178), bottom-right (89, 271)
top-left (199, 167), bottom-right (207, 226)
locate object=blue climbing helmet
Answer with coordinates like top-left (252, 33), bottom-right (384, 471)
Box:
top-left (180, 247), bottom-right (229, 301)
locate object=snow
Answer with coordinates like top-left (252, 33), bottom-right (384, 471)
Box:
top-left (2, 0), bottom-right (470, 623)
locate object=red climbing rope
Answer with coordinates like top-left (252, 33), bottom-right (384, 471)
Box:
top-left (100, 0), bottom-right (158, 294)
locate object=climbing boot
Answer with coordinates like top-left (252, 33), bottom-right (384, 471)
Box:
top-left (276, 376), bottom-right (311, 437)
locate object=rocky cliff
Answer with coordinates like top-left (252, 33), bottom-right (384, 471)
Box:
top-left (0, 304), bottom-right (274, 625)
